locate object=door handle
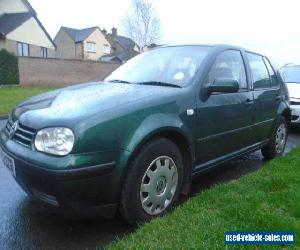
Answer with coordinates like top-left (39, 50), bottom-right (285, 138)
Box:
top-left (276, 95), bottom-right (282, 101)
top-left (245, 99), bottom-right (254, 106)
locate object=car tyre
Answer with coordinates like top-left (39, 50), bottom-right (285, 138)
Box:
top-left (120, 137), bottom-right (184, 225)
top-left (261, 116), bottom-right (288, 159)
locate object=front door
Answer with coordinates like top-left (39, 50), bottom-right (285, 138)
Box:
top-left (195, 49), bottom-right (255, 167)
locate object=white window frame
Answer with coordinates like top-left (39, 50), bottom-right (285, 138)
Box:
top-left (85, 42), bottom-right (96, 53)
top-left (103, 44), bottom-right (110, 54)
top-left (40, 47), bottom-right (48, 58)
top-left (17, 42), bottom-right (29, 57)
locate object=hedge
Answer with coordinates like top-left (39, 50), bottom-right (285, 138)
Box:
top-left (0, 49), bottom-right (19, 85)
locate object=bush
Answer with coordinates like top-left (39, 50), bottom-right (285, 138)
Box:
top-left (0, 49), bottom-right (19, 85)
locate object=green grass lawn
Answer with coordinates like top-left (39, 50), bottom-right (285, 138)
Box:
top-left (0, 86), bottom-right (57, 116)
top-left (109, 149), bottom-right (300, 250)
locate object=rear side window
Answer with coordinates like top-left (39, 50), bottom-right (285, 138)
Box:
top-left (208, 50), bottom-right (247, 90)
top-left (246, 53), bottom-right (271, 89)
top-left (263, 57), bottom-right (279, 87)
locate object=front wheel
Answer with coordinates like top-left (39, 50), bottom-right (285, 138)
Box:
top-left (120, 137), bottom-right (184, 225)
top-left (261, 116), bottom-right (288, 159)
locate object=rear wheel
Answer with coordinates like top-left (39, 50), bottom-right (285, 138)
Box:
top-left (120, 137), bottom-right (184, 225)
top-left (261, 116), bottom-right (288, 159)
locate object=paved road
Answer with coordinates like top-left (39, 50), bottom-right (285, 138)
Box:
top-left (0, 119), bottom-right (300, 249)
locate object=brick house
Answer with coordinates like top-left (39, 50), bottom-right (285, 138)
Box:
top-left (0, 0), bottom-right (56, 58)
top-left (54, 26), bottom-right (112, 60)
top-left (101, 27), bottom-right (140, 63)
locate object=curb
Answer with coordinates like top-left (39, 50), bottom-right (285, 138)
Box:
top-left (0, 115), bottom-right (8, 120)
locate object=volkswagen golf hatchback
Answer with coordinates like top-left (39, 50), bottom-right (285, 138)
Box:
top-left (0, 45), bottom-right (290, 224)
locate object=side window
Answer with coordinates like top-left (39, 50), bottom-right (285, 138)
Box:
top-left (246, 53), bottom-right (271, 89)
top-left (208, 50), bottom-right (247, 90)
top-left (263, 57), bottom-right (279, 87)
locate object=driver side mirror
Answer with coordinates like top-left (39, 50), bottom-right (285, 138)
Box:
top-left (208, 78), bottom-right (239, 94)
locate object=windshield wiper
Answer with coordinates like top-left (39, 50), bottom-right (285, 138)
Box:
top-left (107, 79), bottom-right (132, 84)
top-left (137, 81), bottom-right (182, 88)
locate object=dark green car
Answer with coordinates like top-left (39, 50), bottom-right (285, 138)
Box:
top-left (0, 45), bottom-right (290, 224)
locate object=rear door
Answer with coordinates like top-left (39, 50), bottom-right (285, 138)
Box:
top-left (246, 53), bottom-right (281, 141)
top-left (195, 49), bottom-right (255, 166)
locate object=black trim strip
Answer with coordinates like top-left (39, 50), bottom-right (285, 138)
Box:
top-left (0, 144), bottom-right (116, 180)
top-left (197, 119), bottom-right (274, 143)
top-left (197, 124), bottom-right (253, 143)
top-left (21, 161), bottom-right (117, 181)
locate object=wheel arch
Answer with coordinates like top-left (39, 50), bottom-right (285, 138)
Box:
top-left (281, 107), bottom-right (291, 126)
top-left (276, 100), bottom-right (291, 126)
top-left (121, 127), bottom-right (194, 196)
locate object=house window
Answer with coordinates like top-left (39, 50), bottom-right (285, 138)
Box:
top-left (40, 47), bottom-right (48, 58)
top-left (103, 44), bottom-right (110, 54)
top-left (17, 42), bottom-right (29, 56)
top-left (85, 42), bottom-right (96, 53)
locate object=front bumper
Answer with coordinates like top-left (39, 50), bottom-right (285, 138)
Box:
top-left (290, 104), bottom-right (300, 124)
top-left (0, 133), bottom-right (125, 218)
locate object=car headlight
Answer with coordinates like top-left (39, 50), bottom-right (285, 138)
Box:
top-left (34, 127), bottom-right (74, 156)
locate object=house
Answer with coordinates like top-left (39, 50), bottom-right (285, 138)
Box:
top-left (101, 27), bottom-right (140, 63)
top-left (54, 26), bottom-right (112, 60)
top-left (0, 0), bottom-right (56, 58)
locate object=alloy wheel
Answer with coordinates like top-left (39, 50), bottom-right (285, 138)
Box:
top-left (275, 123), bottom-right (287, 154)
top-left (140, 156), bottom-right (178, 215)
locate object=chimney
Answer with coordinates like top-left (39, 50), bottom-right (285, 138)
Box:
top-left (102, 28), bottom-right (107, 35)
top-left (111, 27), bottom-right (117, 38)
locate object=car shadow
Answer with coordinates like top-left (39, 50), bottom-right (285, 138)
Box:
top-left (2, 196), bottom-right (133, 249)
top-left (190, 151), bottom-right (266, 196)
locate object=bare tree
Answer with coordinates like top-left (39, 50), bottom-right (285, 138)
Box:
top-left (122, 0), bottom-right (161, 50)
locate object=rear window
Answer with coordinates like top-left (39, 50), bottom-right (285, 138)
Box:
top-left (246, 53), bottom-right (271, 89)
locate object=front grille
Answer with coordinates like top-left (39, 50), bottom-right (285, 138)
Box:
top-left (5, 118), bottom-right (36, 147)
top-left (13, 123), bottom-right (36, 147)
top-left (5, 118), bottom-right (12, 136)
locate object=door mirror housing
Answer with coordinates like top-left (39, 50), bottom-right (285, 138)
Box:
top-left (208, 78), bottom-right (239, 93)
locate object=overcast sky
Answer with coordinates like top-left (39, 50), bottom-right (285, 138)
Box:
top-left (30, 0), bottom-right (300, 66)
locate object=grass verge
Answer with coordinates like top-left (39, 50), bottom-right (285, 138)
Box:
top-left (0, 86), bottom-right (57, 116)
top-left (109, 148), bottom-right (300, 250)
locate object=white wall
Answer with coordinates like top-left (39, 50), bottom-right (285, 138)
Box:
top-left (83, 29), bottom-right (111, 60)
top-left (7, 17), bottom-right (54, 49)
top-left (0, 0), bottom-right (29, 15)
top-left (133, 44), bottom-right (140, 53)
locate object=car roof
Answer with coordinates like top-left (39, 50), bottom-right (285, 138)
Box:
top-left (281, 63), bottom-right (300, 68)
top-left (153, 43), bottom-right (265, 56)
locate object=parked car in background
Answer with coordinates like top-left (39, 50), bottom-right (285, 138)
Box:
top-left (0, 44), bottom-right (290, 225)
top-left (280, 63), bottom-right (300, 125)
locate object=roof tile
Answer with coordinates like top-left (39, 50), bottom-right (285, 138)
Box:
top-left (0, 12), bottom-right (33, 35)
top-left (62, 26), bottom-right (98, 43)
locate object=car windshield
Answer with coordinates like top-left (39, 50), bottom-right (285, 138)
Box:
top-left (280, 66), bottom-right (300, 83)
top-left (105, 46), bottom-right (211, 87)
